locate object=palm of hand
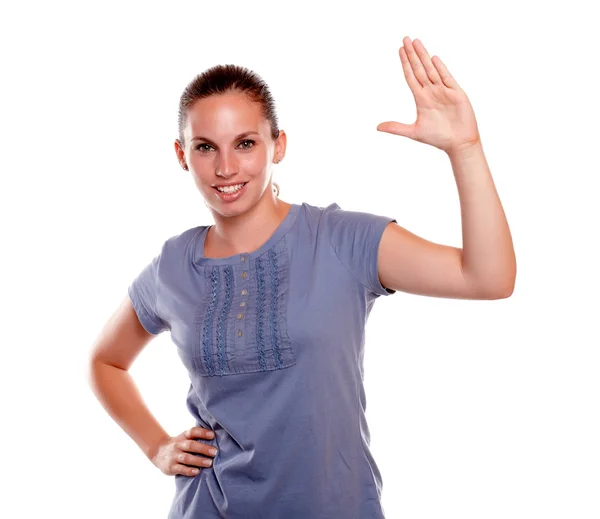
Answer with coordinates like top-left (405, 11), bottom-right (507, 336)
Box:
top-left (377, 36), bottom-right (481, 155)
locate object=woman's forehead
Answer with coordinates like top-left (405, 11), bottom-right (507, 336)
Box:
top-left (189, 92), bottom-right (260, 119)
top-left (185, 93), bottom-right (267, 137)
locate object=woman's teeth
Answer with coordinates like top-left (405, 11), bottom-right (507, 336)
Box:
top-left (217, 182), bottom-right (246, 193)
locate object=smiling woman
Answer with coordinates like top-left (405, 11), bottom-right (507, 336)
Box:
top-left (89, 36), bottom-right (515, 519)
top-left (173, 66), bottom-right (284, 220)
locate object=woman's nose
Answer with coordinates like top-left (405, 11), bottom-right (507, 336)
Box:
top-left (216, 152), bottom-right (239, 176)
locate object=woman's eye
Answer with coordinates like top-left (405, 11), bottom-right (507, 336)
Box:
top-left (195, 140), bottom-right (255, 153)
top-left (239, 139), bottom-right (255, 149)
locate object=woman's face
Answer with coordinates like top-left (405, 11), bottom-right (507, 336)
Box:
top-left (175, 91), bottom-right (286, 217)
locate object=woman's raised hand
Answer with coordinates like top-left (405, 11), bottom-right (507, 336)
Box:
top-left (149, 427), bottom-right (218, 477)
top-left (377, 36), bottom-right (481, 155)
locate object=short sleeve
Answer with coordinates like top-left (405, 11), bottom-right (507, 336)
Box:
top-left (326, 203), bottom-right (397, 297)
top-left (127, 251), bottom-right (169, 335)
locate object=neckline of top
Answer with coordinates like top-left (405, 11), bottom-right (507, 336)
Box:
top-left (192, 203), bottom-right (302, 266)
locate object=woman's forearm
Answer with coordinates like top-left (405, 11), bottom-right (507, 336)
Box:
top-left (448, 140), bottom-right (517, 297)
top-left (87, 361), bottom-right (170, 461)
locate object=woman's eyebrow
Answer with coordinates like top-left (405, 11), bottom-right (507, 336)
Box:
top-left (191, 131), bottom-right (259, 144)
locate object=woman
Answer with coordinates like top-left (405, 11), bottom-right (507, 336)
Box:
top-left (88, 36), bottom-right (516, 519)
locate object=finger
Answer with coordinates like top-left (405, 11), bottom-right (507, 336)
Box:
top-left (402, 36), bottom-right (430, 87)
top-left (180, 439), bottom-right (218, 458)
top-left (377, 121), bottom-right (417, 140)
top-left (172, 463), bottom-right (203, 477)
top-left (431, 55), bottom-right (460, 90)
top-left (186, 427), bottom-right (215, 439)
top-left (399, 46), bottom-right (420, 93)
top-left (177, 449), bottom-right (214, 467)
top-left (412, 39), bottom-right (442, 85)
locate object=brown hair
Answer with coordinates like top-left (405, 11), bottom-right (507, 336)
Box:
top-left (177, 64), bottom-right (281, 197)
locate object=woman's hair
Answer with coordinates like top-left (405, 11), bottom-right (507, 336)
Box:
top-left (177, 64), bottom-right (281, 197)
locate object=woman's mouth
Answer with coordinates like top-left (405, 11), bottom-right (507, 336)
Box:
top-left (213, 181), bottom-right (249, 202)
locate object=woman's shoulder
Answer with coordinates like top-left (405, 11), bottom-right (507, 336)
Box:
top-left (298, 201), bottom-right (340, 219)
top-left (153, 224), bottom-right (206, 264)
top-left (301, 200), bottom-right (384, 228)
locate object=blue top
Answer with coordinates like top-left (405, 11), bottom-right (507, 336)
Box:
top-left (128, 202), bottom-right (397, 519)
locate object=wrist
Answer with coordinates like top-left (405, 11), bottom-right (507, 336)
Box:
top-left (144, 432), bottom-right (171, 462)
top-left (447, 138), bottom-right (482, 159)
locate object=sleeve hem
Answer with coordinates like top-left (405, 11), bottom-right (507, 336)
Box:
top-left (368, 217), bottom-right (398, 297)
top-left (128, 285), bottom-right (164, 336)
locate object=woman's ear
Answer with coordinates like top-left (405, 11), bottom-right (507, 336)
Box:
top-left (174, 139), bottom-right (188, 170)
top-left (275, 129), bottom-right (287, 162)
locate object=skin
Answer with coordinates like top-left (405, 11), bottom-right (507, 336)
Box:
top-left (174, 91), bottom-right (292, 258)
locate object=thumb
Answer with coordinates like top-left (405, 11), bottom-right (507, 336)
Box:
top-left (376, 121), bottom-right (416, 139)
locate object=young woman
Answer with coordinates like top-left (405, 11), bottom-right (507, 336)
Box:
top-left (88, 36), bottom-right (516, 519)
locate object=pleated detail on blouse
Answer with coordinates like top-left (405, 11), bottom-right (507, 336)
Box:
top-left (193, 236), bottom-right (296, 377)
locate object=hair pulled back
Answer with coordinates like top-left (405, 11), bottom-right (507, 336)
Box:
top-left (177, 64), bottom-right (281, 196)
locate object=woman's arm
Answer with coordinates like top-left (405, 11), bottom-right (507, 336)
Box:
top-left (87, 296), bottom-right (170, 461)
top-left (377, 140), bottom-right (516, 300)
top-left (375, 36), bottom-right (516, 299)
top-left (450, 140), bottom-right (515, 296)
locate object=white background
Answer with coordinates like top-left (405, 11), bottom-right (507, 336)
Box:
top-left (1, 1), bottom-right (598, 518)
